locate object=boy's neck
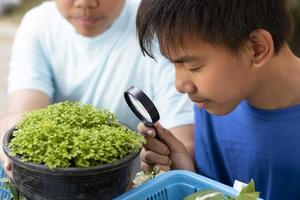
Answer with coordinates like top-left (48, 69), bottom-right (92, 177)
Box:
top-left (247, 45), bottom-right (300, 110)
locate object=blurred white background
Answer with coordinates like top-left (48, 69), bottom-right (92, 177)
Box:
top-left (0, 0), bottom-right (40, 115)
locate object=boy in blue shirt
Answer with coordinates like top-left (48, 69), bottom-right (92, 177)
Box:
top-left (136, 0), bottom-right (300, 199)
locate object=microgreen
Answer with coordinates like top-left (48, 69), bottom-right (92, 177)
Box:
top-left (8, 101), bottom-right (144, 169)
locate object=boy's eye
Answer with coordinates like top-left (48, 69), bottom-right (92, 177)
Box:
top-left (188, 66), bottom-right (204, 73)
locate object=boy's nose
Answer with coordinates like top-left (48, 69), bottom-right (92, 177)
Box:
top-left (175, 70), bottom-right (196, 94)
top-left (75, 0), bottom-right (99, 8)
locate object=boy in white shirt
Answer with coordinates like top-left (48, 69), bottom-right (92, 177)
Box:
top-left (0, 0), bottom-right (194, 176)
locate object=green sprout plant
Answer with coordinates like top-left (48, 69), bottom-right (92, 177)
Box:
top-left (132, 166), bottom-right (165, 187)
top-left (184, 179), bottom-right (259, 200)
top-left (0, 178), bottom-right (25, 200)
top-left (8, 101), bottom-right (144, 169)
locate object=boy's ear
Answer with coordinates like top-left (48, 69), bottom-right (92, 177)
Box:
top-left (248, 29), bottom-right (274, 68)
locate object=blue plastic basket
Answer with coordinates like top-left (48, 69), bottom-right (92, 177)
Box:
top-left (114, 170), bottom-right (263, 200)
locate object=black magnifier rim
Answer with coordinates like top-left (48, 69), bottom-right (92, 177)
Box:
top-left (124, 86), bottom-right (160, 126)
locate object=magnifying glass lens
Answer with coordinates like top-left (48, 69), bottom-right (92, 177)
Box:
top-left (128, 95), bottom-right (152, 123)
top-left (124, 86), bottom-right (160, 127)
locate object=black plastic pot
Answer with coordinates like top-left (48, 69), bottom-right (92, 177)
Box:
top-left (3, 127), bottom-right (140, 200)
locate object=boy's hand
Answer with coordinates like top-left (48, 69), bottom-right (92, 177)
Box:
top-left (137, 122), bottom-right (195, 172)
top-left (0, 151), bottom-right (12, 177)
top-left (0, 113), bottom-right (23, 178)
top-left (0, 90), bottom-right (50, 178)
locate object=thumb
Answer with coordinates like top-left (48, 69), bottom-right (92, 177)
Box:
top-left (3, 158), bottom-right (12, 178)
top-left (153, 123), bottom-right (186, 153)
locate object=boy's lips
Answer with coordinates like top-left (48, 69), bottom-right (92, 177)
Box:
top-left (190, 97), bottom-right (209, 108)
top-left (196, 101), bottom-right (208, 108)
top-left (76, 17), bottom-right (100, 26)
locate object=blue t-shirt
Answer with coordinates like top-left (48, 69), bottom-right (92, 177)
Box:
top-left (194, 100), bottom-right (300, 200)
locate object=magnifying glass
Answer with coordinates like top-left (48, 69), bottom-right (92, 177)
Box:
top-left (124, 86), bottom-right (160, 127)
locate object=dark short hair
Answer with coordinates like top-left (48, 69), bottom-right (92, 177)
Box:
top-left (136, 0), bottom-right (293, 59)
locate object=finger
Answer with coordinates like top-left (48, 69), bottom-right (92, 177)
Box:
top-left (153, 123), bottom-right (186, 153)
top-left (154, 164), bottom-right (171, 172)
top-left (140, 162), bottom-right (171, 172)
top-left (141, 149), bottom-right (171, 165)
top-left (141, 161), bottom-right (154, 172)
top-left (143, 137), bottom-right (169, 155)
top-left (137, 122), bottom-right (156, 138)
top-left (4, 159), bottom-right (12, 178)
top-left (4, 159), bottom-right (11, 171)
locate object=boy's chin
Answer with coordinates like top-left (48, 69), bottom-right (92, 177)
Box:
top-left (74, 26), bottom-right (105, 37)
top-left (76, 30), bottom-right (100, 38)
top-left (196, 102), bottom-right (237, 116)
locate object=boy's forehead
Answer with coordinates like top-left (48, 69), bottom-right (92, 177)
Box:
top-left (159, 34), bottom-right (205, 60)
top-left (159, 32), bottom-right (242, 62)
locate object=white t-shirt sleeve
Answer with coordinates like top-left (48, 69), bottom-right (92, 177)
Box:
top-left (7, 6), bottom-right (54, 98)
top-left (152, 60), bottom-right (194, 129)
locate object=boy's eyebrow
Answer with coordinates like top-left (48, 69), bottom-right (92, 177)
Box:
top-left (170, 55), bottom-right (201, 63)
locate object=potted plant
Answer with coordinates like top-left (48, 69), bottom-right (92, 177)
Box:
top-left (2, 101), bottom-right (144, 200)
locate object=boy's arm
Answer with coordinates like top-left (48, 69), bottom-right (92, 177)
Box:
top-left (0, 90), bottom-right (50, 175)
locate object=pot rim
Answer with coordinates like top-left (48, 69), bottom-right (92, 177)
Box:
top-left (3, 126), bottom-right (141, 174)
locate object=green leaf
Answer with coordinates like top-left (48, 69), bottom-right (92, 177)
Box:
top-left (0, 177), bottom-right (9, 183)
top-left (239, 179), bottom-right (255, 194)
top-left (183, 179), bottom-right (260, 200)
top-left (236, 179), bottom-right (260, 200)
top-left (237, 192), bottom-right (260, 200)
top-left (8, 184), bottom-right (20, 200)
top-left (184, 190), bottom-right (225, 200)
